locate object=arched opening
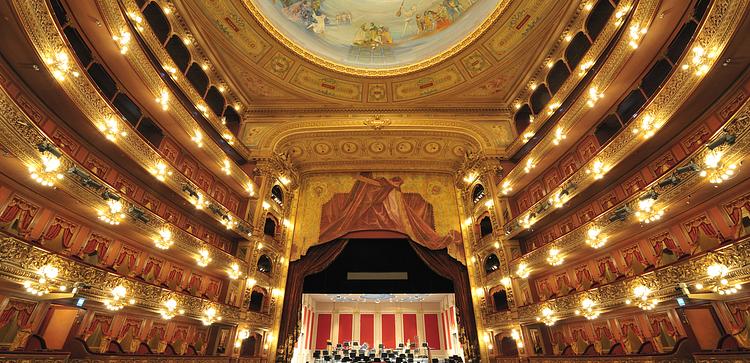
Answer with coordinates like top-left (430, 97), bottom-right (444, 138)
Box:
top-left (271, 185), bottom-right (284, 206)
top-left (500, 335), bottom-right (519, 356)
top-left (257, 255), bottom-right (272, 274)
top-left (479, 216), bottom-right (493, 237)
top-left (472, 184), bottom-right (485, 204)
top-left (263, 217), bottom-right (277, 237)
top-left (249, 288), bottom-right (266, 312)
top-left (240, 333), bottom-right (261, 357)
top-left (484, 254), bottom-right (500, 273)
top-left (492, 289), bottom-right (509, 311)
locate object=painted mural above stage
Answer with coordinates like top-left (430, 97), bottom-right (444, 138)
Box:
top-left (292, 172), bottom-right (465, 262)
top-left (251, 0), bottom-right (497, 69)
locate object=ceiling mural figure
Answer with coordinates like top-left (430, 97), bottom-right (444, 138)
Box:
top-left (255, 0), bottom-right (496, 69)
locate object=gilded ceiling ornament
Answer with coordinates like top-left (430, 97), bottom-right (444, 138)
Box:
top-left (363, 115), bottom-right (391, 130)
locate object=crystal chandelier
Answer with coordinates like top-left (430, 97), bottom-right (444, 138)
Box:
top-left (695, 263), bottom-right (742, 295)
top-left (104, 285), bottom-right (135, 311)
top-left (201, 307), bottom-right (222, 326)
top-left (29, 147), bottom-right (64, 187)
top-left (575, 298), bottom-right (601, 320)
top-left (227, 263), bottom-right (242, 280)
top-left (159, 298), bottom-right (185, 320)
top-left (98, 194), bottom-right (126, 225)
top-left (153, 228), bottom-right (173, 250)
top-left (585, 227), bottom-right (607, 249)
top-left (536, 307), bottom-right (557, 326)
top-left (625, 284), bottom-right (657, 310)
top-left (196, 248), bottom-right (212, 267)
top-left (546, 248), bottom-right (564, 266)
top-left (23, 264), bottom-right (66, 296)
top-left (516, 262), bottom-right (531, 279)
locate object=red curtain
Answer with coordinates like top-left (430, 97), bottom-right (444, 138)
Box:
top-left (278, 239), bottom-right (349, 350)
top-left (409, 241), bottom-right (478, 355)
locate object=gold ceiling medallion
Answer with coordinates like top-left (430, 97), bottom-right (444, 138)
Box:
top-left (364, 115), bottom-right (391, 130)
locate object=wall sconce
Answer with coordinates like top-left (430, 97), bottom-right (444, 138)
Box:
top-left (149, 160), bottom-right (173, 182)
top-left (222, 132), bottom-right (235, 146)
top-left (23, 264), bottom-right (65, 296)
top-left (196, 248), bottom-right (212, 267)
top-left (635, 190), bottom-right (664, 223)
top-left (682, 45), bottom-right (717, 76)
top-left (501, 181), bottom-right (512, 195)
top-left (586, 87), bottom-right (603, 107)
top-left (547, 102), bottom-right (561, 115)
top-left (575, 298), bottom-right (600, 320)
top-left (97, 117), bottom-right (127, 142)
top-left (29, 143), bottom-right (64, 187)
top-left (625, 284), bottom-right (657, 310)
top-left (45, 51), bottom-right (79, 81)
top-left (695, 263), bottom-right (742, 295)
top-left (221, 159), bottom-right (231, 175)
top-left (546, 248), bottom-right (564, 266)
top-left (159, 298), bottom-right (184, 320)
top-left (221, 215), bottom-right (237, 231)
top-left (520, 213), bottom-right (536, 229)
top-left (153, 227), bottom-right (173, 250)
top-left (632, 114), bottom-right (661, 139)
top-left (511, 329), bottom-right (524, 349)
top-left (552, 127), bottom-right (566, 145)
top-left (112, 31), bottom-right (132, 54)
top-left (700, 149), bottom-right (739, 184)
top-left (104, 285), bottom-right (135, 311)
top-left (585, 227), bottom-right (607, 249)
top-left (628, 24), bottom-right (647, 49)
top-left (578, 60), bottom-right (594, 76)
top-left (522, 132), bottom-right (535, 144)
top-left (98, 191), bottom-right (125, 225)
top-left (463, 172), bottom-right (478, 184)
top-left (191, 130), bottom-right (204, 148)
top-left (236, 329), bottom-right (250, 348)
top-left (246, 278), bottom-right (257, 288)
top-left (228, 263), bottom-right (242, 280)
top-left (586, 160), bottom-right (610, 180)
top-left (201, 306), bottom-right (222, 326)
top-left (516, 262), bottom-right (530, 279)
top-left (501, 276), bottom-right (512, 289)
top-left (262, 201), bottom-right (271, 210)
top-left (536, 307), bottom-right (557, 326)
top-left (127, 11), bottom-right (144, 31)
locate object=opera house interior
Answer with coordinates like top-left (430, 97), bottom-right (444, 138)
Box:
top-left (1, 0), bottom-right (750, 362)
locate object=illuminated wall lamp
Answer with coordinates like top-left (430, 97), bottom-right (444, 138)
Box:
top-left (575, 298), bottom-right (601, 320)
top-left (552, 127), bottom-right (566, 145)
top-left (23, 264), bottom-right (65, 296)
top-left (695, 263), bottom-right (742, 295)
top-left (153, 228), bottom-right (173, 250)
top-left (98, 191), bottom-right (126, 225)
top-left (29, 143), bottom-right (64, 187)
top-left (45, 51), bottom-right (79, 81)
top-left (585, 227), bottom-right (607, 249)
top-left (516, 262), bottom-right (531, 279)
top-left (546, 248), bottom-right (564, 266)
top-left (536, 307), bottom-right (557, 326)
top-left (501, 181), bottom-right (512, 195)
top-left (159, 298), bottom-right (185, 320)
top-left (98, 117), bottom-right (127, 142)
top-left (196, 248), bottom-right (212, 267)
top-left (625, 284), bottom-right (657, 310)
top-left (227, 263), bottom-right (242, 280)
top-left (149, 161), bottom-right (173, 182)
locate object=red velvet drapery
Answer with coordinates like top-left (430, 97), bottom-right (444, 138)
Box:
top-left (408, 241), bottom-right (478, 356)
top-left (278, 239), bottom-right (349, 353)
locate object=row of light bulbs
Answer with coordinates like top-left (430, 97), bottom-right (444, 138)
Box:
top-left (503, 31), bottom-right (719, 234)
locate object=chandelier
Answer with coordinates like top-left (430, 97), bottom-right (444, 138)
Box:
top-left (159, 298), bottom-right (185, 320)
top-left (510, 329), bottom-right (524, 349)
top-left (516, 262), bottom-right (531, 279)
top-left (585, 227), bottom-right (607, 249)
top-left (227, 263), bottom-right (242, 280)
top-left (625, 284), bottom-right (657, 310)
top-left (98, 192), bottom-right (126, 225)
top-left (104, 285), bottom-right (135, 311)
top-left (98, 117), bottom-right (127, 142)
top-left (153, 228), bottom-right (174, 250)
top-left (575, 298), bottom-right (601, 320)
top-left (695, 263), bottom-right (742, 295)
top-left (196, 248), bottom-right (212, 267)
top-left (149, 161), bottom-right (173, 182)
top-left (29, 144), bottom-right (64, 187)
top-left (546, 248), bottom-right (564, 266)
top-left (201, 307), bottom-right (222, 326)
top-left (635, 192), bottom-right (664, 223)
top-left (700, 149), bottom-right (738, 184)
top-left (586, 160), bottom-right (610, 180)
top-left (23, 264), bottom-right (66, 296)
top-left (536, 307), bottom-right (557, 326)
top-left (45, 51), bottom-right (79, 81)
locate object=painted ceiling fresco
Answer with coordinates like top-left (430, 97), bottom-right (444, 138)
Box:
top-left (252, 0), bottom-right (498, 70)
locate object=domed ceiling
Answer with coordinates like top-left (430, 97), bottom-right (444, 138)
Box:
top-left (248, 0), bottom-right (504, 74)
